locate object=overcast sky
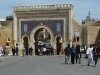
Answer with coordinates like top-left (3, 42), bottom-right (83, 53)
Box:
top-left (0, 0), bottom-right (100, 23)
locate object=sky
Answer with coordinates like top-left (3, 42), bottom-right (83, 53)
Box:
top-left (0, 0), bottom-right (100, 23)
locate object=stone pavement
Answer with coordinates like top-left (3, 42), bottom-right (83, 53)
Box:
top-left (0, 55), bottom-right (100, 75)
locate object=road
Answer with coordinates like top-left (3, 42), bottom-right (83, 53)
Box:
top-left (0, 55), bottom-right (100, 75)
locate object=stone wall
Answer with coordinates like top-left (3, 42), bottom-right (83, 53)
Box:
top-left (87, 26), bottom-right (100, 45)
top-left (82, 20), bottom-right (100, 48)
top-left (72, 19), bottom-right (81, 44)
top-left (0, 20), bottom-right (13, 47)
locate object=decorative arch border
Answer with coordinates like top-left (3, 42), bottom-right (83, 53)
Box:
top-left (30, 24), bottom-right (54, 43)
top-left (54, 35), bottom-right (63, 43)
top-left (22, 34), bottom-right (29, 42)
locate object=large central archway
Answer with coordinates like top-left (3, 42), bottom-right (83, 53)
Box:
top-left (30, 25), bottom-right (54, 55)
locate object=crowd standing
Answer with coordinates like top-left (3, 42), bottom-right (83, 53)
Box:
top-left (64, 43), bottom-right (100, 67)
top-left (0, 43), bottom-right (100, 67)
top-left (0, 44), bottom-right (34, 56)
top-left (12, 46), bottom-right (19, 56)
top-left (38, 44), bottom-right (54, 56)
top-left (0, 45), bottom-right (19, 56)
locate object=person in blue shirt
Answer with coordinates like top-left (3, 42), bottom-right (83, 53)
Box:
top-left (75, 44), bottom-right (81, 64)
top-left (71, 44), bottom-right (76, 64)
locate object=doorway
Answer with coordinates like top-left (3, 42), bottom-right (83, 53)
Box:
top-left (56, 36), bottom-right (62, 55)
top-left (34, 28), bottom-right (51, 55)
top-left (23, 37), bottom-right (29, 55)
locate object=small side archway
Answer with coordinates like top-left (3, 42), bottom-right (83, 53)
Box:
top-left (22, 35), bottom-right (29, 55)
top-left (56, 36), bottom-right (62, 55)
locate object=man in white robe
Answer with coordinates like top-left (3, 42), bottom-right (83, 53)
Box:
top-left (86, 45), bottom-right (93, 66)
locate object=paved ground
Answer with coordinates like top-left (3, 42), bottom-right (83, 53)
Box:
top-left (0, 55), bottom-right (100, 75)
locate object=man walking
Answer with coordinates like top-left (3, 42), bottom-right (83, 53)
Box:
top-left (75, 44), bottom-right (81, 64)
top-left (93, 45), bottom-right (99, 67)
top-left (64, 44), bottom-right (70, 64)
top-left (71, 44), bottom-right (76, 64)
top-left (86, 44), bottom-right (93, 66)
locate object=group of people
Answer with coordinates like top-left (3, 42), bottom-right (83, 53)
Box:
top-left (86, 44), bottom-right (100, 67)
top-left (23, 47), bottom-right (33, 56)
top-left (64, 44), bottom-right (81, 64)
top-left (12, 46), bottom-right (19, 56)
top-left (38, 44), bottom-right (54, 56)
top-left (64, 44), bottom-right (100, 67)
top-left (0, 45), bottom-right (10, 56)
top-left (0, 45), bottom-right (33, 56)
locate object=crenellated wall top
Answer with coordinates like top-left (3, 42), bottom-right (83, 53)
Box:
top-left (13, 4), bottom-right (73, 11)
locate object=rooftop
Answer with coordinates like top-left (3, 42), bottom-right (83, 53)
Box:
top-left (14, 4), bottom-right (73, 11)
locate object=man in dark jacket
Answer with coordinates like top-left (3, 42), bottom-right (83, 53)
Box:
top-left (75, 44), bottom-right (81, 64)
top-left (29, 47), bottom-right (33, 55)
top-left (12, 46), bottom-right (15, 56)
top-left (15, 46), bottom-right (19, 56)
top-left (64, 44), bottom-right (70, 64)
top-left (93, 45), bottom-right (99, 67)
top-left (71, 44), bottom-right (76, 64)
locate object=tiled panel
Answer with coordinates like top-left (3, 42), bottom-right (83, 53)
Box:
top-left (21, 20), bottom-right (64, 37)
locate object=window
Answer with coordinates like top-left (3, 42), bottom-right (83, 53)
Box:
top-left (8, 38), bottom-right (10, 41)
top-left (77, 37), bottom-right (79, 41)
